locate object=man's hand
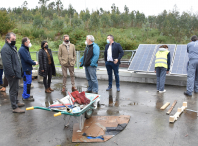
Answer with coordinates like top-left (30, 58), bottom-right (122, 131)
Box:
top-left (166, 71), bottom-right (169, 74)
top-left (13, 76), bottom-right (15, 78)
top-left (35, 61), bottom-right (38, 65)
top-left (79, 62), bottom-right (81, 64)
top-left (154, 70), bottom-right (156, 73)
top-left (114, 59), bottom-right (118, 64)
top-left (41, 70), bottom-right (44, 72)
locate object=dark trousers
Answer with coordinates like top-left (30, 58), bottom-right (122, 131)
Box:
top-left (3, 77), bottom-right (8, 87)
top-left (105, 61), bottom-right (120, 88)
top-left (0, 69), bottom-right (3, 85)
top-left (6, 76), bottom-right (19, 109)
top-left (43, 64), bottom-right (52, 89)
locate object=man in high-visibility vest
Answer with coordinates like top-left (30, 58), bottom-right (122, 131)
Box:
top-left (184, 35), bottom-right (198, 96)
top-left (155, 45), bottom-right (170, 93)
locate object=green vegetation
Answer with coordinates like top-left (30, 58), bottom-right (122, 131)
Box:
top-left (0, 1), bottom-right (198, 52)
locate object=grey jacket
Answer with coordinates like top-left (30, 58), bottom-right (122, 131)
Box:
top-left (1, 42), bottom-right (22, 79)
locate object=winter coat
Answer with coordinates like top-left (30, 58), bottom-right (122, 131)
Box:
top-left (18, 44), bottom-right (36, 72)
top-left (1, 42), bottom-right (22, 79)
top-left (80, 42), bottom-right (100, 67)
top-left (38, 48), bottom-right (56, 77)
top-left (58, 42), bottom-right (76, 66)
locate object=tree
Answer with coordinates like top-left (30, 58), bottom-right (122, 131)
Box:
top-left (0, 10), bottom-right (15, 35)
top-left (142, 21), bottom-right (151, 38)
top-left (89, 11), bottom-right (100, 30)
top-left (55, 0), bottom-right (63, 16)
top-left (33, 12), bottom-right (43, 28)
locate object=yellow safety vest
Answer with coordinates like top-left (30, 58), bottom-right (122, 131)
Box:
top-left (155, 50), bottom-right (169, 69)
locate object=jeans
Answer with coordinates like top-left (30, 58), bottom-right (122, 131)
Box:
top-left (6, 76), bottom-right (19, 109)
top-left (0, 69), bottom-right (3, 85)
top-left (105, 61), bottom-right (120, 88)
top-left (85, 66), bottom-right (98, 93)
top-left (156, 67), bottom-right (167, 91)
top-left (186, 59), bottom-right (198, 95)
top-left (22, 71), bottom-right (32, 99)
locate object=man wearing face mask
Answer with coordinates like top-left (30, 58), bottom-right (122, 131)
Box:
top-left (18, 37), bottom-right (38, 101)
top-left (104, 35), bottom-right (124, 92)
top-left (1, 32), bottom-right (25, 113)
top-left (58, 35), bottom-right (77, 92)
top-left (80, 35), bottom-right (100, 94)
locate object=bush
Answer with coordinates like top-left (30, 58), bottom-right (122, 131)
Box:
top-left (0, 11), bottom-right (15, 35)
top-left (157, 36), bottom-right (167, 43)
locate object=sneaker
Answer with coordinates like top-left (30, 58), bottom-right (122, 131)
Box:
top-left (17, 102), bottom-right (25, 107)
top-left (22, 97), bottom-right (34, 101)
top-left (106, 87), bottom-right (112, 91)
top-left (13, 108), bottom-right (25, 113)
top-left (117, 87), bottom-right (120, 92)
top-left (157, 90), bottom-right (159, 92)
top-left (92, 92), bottom-right (98, 94)
top-left (159, 90), bottom-right (166, 93)
top-left (184, 91), bottom-right (192, 96)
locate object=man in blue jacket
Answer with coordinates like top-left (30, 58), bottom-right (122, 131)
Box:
top-left (184, 35), bottom-right (198, 96)
top-left (18, 37), bottom-right (38, 101)
top-left (104, 35), bottom-right (124, 92)
top-left (80, 35), bottom-right (100, 94)
top-left (1, 32), bottom-right (25, 113)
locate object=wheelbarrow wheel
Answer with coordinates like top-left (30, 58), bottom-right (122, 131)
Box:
top-left (85, 109), bottom-right (93, 119)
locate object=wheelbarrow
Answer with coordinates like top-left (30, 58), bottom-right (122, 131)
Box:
top-left (26, 93), bottom-right (100, 131)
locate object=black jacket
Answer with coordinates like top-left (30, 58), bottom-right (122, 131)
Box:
top-left (38, 48), bottom-right (56, 77)
top-left (1, 42), bottom-right (22, 79)
top-left (104, 42), bottom-right (124, 64)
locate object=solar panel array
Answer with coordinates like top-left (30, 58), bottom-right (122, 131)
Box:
top-left (128, 44), bottom-right (188, 75)
top-left (171, 45), bottom-right (188, 75)
top-left (128, 44), bottom-right (157, 71)
top-left (148, 44), bottom-right (176, 72)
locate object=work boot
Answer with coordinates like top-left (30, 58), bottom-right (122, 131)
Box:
top-left (184, 91), bottom-right (192, 96)
top-left (85, 91), bottom-right (92, 93)
top-left (13, 108), bottom-right (25, 113)
top-left (45, 88), bottom-right (51, 93)
top-left (22, 96), bottom-right (34, 101)
top-left (17, 102), bottom-right (25, 107)
top-left (72, 86), bottom-right (78, 92)
top-left (48, 87), bottom-right (54, 91)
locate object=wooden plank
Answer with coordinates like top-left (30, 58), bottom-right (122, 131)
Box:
top-left (169, 102), bottom-right (187, 123)
top-left (160, 102), bottom-right (170, 110)
top-left (166, 100), bottom-right (177, 115)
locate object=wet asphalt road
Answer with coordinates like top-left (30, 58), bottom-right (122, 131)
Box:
top-left (0, 77), bottom-right (198, 146)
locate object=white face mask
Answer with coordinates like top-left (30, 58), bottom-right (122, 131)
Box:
top-left (28, 43), bottom-right (32, 48)
top-left (85, 41), bottom-right (87, 45)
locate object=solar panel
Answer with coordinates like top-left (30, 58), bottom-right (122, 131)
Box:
top-left (148, 44), bottom-right (176, 72)
top-left (128, 44), bottom-right (157, 71)
top-left (171, 45), bottom-right (188, 75)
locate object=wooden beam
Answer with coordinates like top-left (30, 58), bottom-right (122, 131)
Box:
top-left (166, 100), bottom-right (177, 115)
top-left (169, 102), bottom-right (187, 123)
top-left (160, 102), bottom-right (170, 110)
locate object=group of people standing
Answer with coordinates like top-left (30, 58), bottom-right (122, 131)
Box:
top-left (0, 32), bottom-right (124, 113)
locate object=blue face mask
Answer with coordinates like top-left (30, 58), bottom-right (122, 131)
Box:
top-left (106, 39), bottom-right (110, 44)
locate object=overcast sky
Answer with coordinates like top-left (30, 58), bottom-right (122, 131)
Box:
top-left (1, 0), bottom-right (197, 16)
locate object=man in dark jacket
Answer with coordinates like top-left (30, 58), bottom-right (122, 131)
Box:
top-left (18, 37), bottom-right (38, 101)
top-left (104, 35), bottom-right (124, 92)
top-left (1, 32), bottom-right (25, 113)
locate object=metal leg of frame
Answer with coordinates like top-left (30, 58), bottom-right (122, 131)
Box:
top-left (64, 115), bottom-right (71, 128)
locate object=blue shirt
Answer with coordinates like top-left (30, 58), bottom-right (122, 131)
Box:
top-left (187, 40), bottom-right (198, 60)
